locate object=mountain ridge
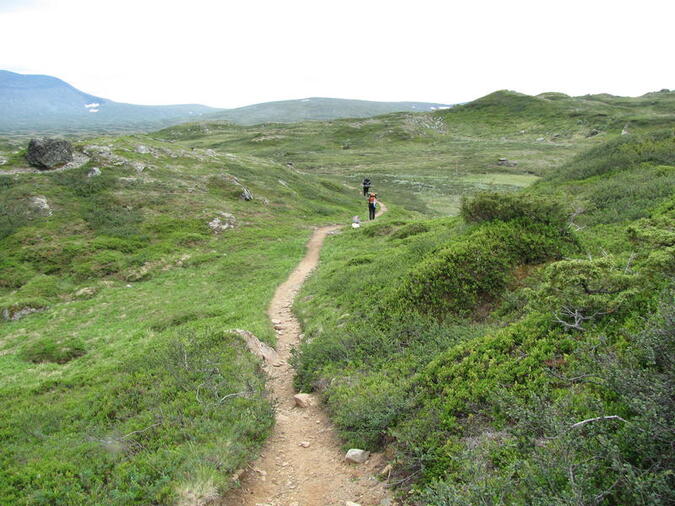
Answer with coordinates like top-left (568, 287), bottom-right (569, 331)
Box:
top-left (0, 70), bottom-right (452, 133)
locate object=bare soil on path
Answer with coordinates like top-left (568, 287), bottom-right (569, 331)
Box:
top-left (221, 208), bottom-right (391, 506)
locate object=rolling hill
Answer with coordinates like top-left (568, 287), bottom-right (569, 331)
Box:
top-left (205, 96), bottom-right (452, 125)
top-left (0, 70), bottom-right (451, 133)
top-left (0, 86), bottom-right (672, 504)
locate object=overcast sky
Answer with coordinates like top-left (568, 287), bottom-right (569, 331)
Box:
top-left (1, 0), bottom-right (673, 108)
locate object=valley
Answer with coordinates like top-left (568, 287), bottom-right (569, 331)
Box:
top-left (0, 89), bottom-right (673, 504)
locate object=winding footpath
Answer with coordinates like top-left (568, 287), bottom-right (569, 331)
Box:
top-left (222, 204), bottom-right (390, 506)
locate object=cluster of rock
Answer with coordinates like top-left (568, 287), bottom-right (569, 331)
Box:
top-left (2, 305), bottom-right (45, 322)
top-left (208, 212), bottom-right (236, 233)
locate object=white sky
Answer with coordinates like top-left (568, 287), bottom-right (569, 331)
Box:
top-left (1, 0), bottom-right (673, 108)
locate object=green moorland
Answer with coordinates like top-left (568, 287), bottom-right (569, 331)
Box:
top-left (157, 89), bottom-right (674, 215)
top-left (0, 138), bottom-right (362, 503)
top-left (0, 89), bottom-right (673, 504)
top-left (292, 123), bottom-right (675, 504)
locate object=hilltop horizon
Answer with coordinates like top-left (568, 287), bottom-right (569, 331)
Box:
top-left (1, 69), bottom-right (672, 135)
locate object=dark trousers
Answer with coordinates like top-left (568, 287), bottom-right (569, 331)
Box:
top-left (368, 203), bottom-right (376, 220)
top-left (363, 186), bottom-right (370, 196)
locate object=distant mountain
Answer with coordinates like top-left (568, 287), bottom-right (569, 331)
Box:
top-left (206, 97), bottom-right (452, 125)
top-left (0, 70), bottom-right (453, 133)
top-left (0, 70), bottom-right (220, 133)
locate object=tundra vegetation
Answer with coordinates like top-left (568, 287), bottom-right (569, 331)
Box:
top-left (0, 89), bottom-right (673, 503)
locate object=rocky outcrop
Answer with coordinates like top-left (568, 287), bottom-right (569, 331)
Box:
top-left (240, 187), bottom-right (253, 201)
top-left (25, 138), bottom-right (73, 169)
top-left (208, 212), bottom-right (236, 233)
top-left (30, 196), bottom-right (52, 216)
top-left (2, 305), bottom-right (45, 322)
top-left (497, 157), bottom-right (518, 167)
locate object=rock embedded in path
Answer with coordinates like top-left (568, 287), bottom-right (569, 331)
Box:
top-left (293, 393), bottom-right (314, 408)
top-left (228, 328), bottom-right (279, 363)
top-left (345, 502), bottom-right (361, 506)
top-left (25, 138), bottom-right (73, 169)
top-left (345, 449), bottom-right (370, 464)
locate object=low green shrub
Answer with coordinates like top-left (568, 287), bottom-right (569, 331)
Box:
top-left (49, 166), bottom-right (117, 197)
top-left (547, 129), bottom-right (675, 183)
top-left (19, 336), bottom-right (86, 364)
top-left (397, 220), bottom-right (571, 317)
top-left (460, 192), bottom-right (568, 229)
top-left (82, 195), bottom-right (142, 237)
top-left (389, 222), bottom-right (429, 240)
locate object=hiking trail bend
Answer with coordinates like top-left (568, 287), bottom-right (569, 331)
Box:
top-left (222, 205), bottom-right (390, 506)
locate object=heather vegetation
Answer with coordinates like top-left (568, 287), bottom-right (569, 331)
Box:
top-left (0, 89), bottom-right (673, 504)
top-left (293, 128), bottom-right (674, 504)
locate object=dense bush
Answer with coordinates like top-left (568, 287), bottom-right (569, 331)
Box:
top-left (398, 220), bottom-right (572, 317)
top-left (460, 191), bottom-right (569, 229)
top-left (19, 336), bottom-right (86, 364)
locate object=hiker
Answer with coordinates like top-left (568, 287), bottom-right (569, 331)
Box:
top-left (368, 192), bottom-right (377, 220)
top-left (362, 177), bottom-right (371, 196)
top-left (352, 216), bottom-right (361, 228)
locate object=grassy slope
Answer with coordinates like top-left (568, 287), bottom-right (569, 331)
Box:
top-left (157, 90), bottom-right (674, 216)
top-left (0, 137), bottom-right (361, 504)
top-left (0, 89), bottom-right (672, 504)
top-left (292, 120), bottom-right (674, 503)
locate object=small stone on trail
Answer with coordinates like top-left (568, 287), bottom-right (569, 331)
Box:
top-left (299, 441), bottom-right (311, 448)
top-left (345, 502), bottom-right (361, 506)
top-left (293, 393), bottom-right (314, 408)
top-left (345, 448), bottom-right (370, 464)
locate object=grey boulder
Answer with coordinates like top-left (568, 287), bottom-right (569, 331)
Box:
top-left (25, 138), bottom-right (73, 169)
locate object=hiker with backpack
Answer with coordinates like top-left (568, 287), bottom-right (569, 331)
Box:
top-left (368, 192), bottom-right (378, 220)
top-left (362, 177), bottom-right (371, 196)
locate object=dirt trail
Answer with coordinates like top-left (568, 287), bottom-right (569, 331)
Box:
top-left (222, 210), bottom-right (391, 506)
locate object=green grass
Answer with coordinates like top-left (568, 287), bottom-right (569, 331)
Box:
top-left (0, 134), bottom-right (362, 504)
